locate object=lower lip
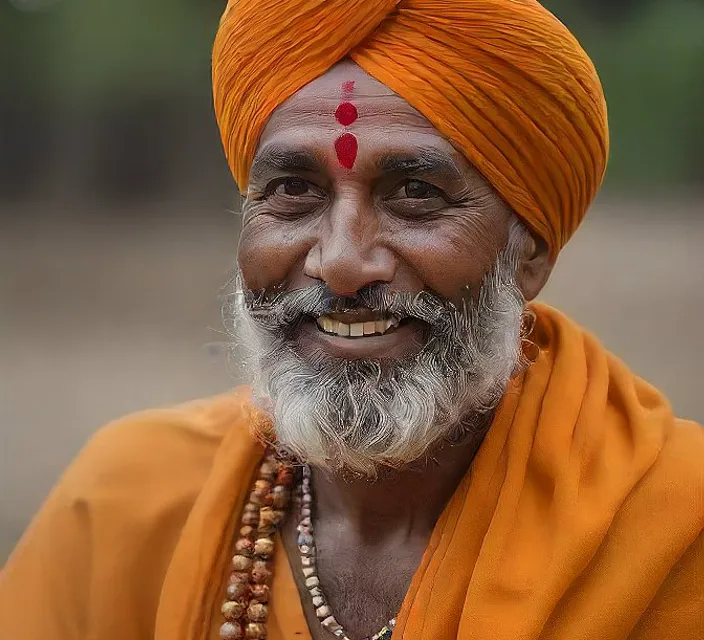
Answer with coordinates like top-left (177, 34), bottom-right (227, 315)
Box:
top-left (296, 319), bottom-right (425, 360)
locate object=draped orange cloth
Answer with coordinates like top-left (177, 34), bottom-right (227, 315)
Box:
top-left (1, 305), bottom-right (702, 639)
top-left (212, 0), bottom-right (609, 258)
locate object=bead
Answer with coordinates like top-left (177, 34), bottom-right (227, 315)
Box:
top-left (300, 516), bottom-right (311, 527)
top-left (298, 532), bottom-right (314, 547)
top-left (243, 502), bottom-right (259, 514)
top-left (248, 491), bottom-right (264, 506)
top-left (271, 485), bottom-right (290, 509)
top-left (254, 537), bottom-right (275, 558)
top-left (300, 545), bottom-right (315, 556)
top-left (251, 562), bottom-right (272, 585)
top-left (312, 595), bottom-right (324, 608)
top-left (231, 555), bottom-right (252, 572)
top-left (242, 511), bottom-right (259, 526)
top-left (247, 602), bottom-right (268, 622)
top-left (308, 586), bottom-right (322, 598)
top-left (245, 622), bottom-right (268, 639)
top-left (250, 584), bottom-right (270, 603)
top-left (239, 525), bottom-right (255, 539)
top-left (259, 460), bottom-right (277, 479)
top-left (322, 615), bottom-right (339, 629)
top-left (226, 581), bottom-right (249, 600)
top-left (301, 508), bottom-right (311, 517)
top-left (229, 571), bottom-right (249, 585)
top-left (258, 507), bottom-right (284, 531)
top-left (305, 576), bottom-right (320, 588)
top-left (301, 556), bottom-right (313, 567)
top-left (276, 467), bottom-right (294, 486)
top-left (316, 605), bottom-right (332, 619)
top-left (221, 601), bottom-right (246, 620)
top-left (302, 567), bottom-right (315, 578)
top-left (219, 621), bottom-right (244, 639)
top-left (254, 478), bottom-right (272, 493)
top-left (235, 538), bottom-right (255, 557)
top-left (302, 493), bottom-right (312, 504)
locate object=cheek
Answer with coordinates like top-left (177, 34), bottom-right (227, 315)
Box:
top-left (237, 219), bottom-right (312, 290)
top-left (393, 223), bottom-right (505, 300)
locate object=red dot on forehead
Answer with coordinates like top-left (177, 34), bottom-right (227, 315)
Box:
top-left (334, 133), bottom-right (358, 169)
top-left (342, 80), bottom-right (355, 94)
top-left (335, 102), bottom-right (358, 127)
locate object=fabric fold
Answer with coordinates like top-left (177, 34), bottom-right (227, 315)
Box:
top-left (212, 0), bottom-right (609, 258)
top-left (1, 307), bottom-right (701, 640)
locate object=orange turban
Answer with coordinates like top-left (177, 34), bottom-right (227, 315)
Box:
top-left (212, 0), bottom-right (609, 259)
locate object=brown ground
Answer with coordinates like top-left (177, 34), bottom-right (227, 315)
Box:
top-left (1, 197), bottom-right (703, 561)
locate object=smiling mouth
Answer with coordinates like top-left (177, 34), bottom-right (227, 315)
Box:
top-left (314, 311), bottom-right (402, 338)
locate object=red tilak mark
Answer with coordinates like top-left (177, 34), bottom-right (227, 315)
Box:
top-left (335, 102), bottom-right (358, 127)
top-left (341, 80), bottom-right (355, 95)
top-left (335, 133), bottom-right (358, 169)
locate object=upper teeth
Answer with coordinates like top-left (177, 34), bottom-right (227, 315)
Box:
top-left (316, 315), bottom-right (400, 337)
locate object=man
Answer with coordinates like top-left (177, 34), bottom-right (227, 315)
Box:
top-left (1, 1), bottom-right (702, 639)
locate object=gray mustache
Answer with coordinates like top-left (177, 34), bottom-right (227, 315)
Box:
top-left (243, 283), bottom-right (459, 330)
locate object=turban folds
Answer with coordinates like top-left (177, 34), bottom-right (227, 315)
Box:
top-left (212, 0), bottom-right (609, 258)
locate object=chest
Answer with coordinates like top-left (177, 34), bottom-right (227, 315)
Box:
top-left (281, 517), bottom-right (429, 640)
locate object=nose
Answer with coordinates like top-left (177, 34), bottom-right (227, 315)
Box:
top-left (303, 202), bottom-right (397, 296)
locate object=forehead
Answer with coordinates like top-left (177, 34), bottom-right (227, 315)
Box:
top-left (256, 60), bottom-right (457, 161)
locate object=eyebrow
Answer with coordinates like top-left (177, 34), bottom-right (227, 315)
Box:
top-left (375, 148), bottom-right (463, 178)
top-left (249, 144), bottom-right (463, 180)
top-left (250, 145), bottom-right (323, 179)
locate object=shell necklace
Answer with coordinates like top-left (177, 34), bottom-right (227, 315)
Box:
top-left (296, 464), bottom-right (396, 640)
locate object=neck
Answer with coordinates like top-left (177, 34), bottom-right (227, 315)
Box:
top-left (309, 412), bottom-right (492, 540)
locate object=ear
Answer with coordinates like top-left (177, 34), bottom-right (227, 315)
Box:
top-left (516, 233), bottom-right (553, 301)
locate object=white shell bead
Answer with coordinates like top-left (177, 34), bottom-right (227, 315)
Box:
top-left (316, 605), bottom-right (332, 619)
top-left (303, 567), bottom-right (316, 577)
top-left (322, 616), bottom-right (338, 628)
top-left (305, 576), bottom-right (320, 588)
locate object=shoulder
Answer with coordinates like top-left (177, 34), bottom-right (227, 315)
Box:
top-left (0, 388), bottom-right (261, 637)
top-left (59, 386), bottom-right (258, 512)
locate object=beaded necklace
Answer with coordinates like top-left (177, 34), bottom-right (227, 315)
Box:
top-left (296, 464), bottom-right (396, 640)
top-left (219, 451), bottom-right (293, 639)
top-left (218, 451), bottom-right (396, 640)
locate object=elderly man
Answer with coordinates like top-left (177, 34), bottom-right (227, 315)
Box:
top-left (1, 1), bottom-right (702, 639)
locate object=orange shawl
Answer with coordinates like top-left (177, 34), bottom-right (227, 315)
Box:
top-left (1, 305), bottom-right (702, 639)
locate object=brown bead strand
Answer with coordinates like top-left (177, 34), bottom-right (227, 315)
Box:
top-left (219, 452), bottom-right (294, 640)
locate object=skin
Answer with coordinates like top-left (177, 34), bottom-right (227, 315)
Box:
top-left (238, 61), bottom-right (553, 638)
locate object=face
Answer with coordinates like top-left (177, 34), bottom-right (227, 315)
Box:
top-left (231, 61), bottom-right (549, 476)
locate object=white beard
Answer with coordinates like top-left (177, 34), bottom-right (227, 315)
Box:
top-left (226, 228), bottom-right (528, 478)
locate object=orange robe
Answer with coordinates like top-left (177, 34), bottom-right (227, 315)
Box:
top-left (1, 304), bottom-right (702, 639)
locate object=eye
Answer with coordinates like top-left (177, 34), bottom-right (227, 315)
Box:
top-left (272, 177), bottom-right (314, 197)
top-left (402, 179), bottom-right (442, 199)
top-left (384, 179), bottom-right (450, 219)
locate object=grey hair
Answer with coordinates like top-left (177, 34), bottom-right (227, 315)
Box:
top-left (224, 214), bottom-right (533, 477)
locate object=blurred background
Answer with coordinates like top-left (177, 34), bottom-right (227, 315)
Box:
top-left (1, 0), bottom-right (702, 562)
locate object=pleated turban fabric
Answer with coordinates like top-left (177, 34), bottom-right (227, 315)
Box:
top-left (212, 0), bottom-right (609, 258)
